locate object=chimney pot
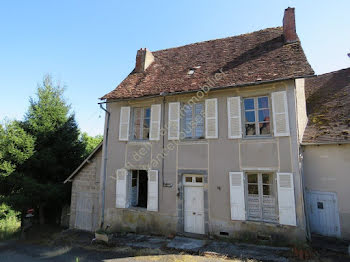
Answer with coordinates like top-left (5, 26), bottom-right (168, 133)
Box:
top-left (135, 48), bottom-right (154, 73)
top-left (283, 7), bottom-right (298, 43)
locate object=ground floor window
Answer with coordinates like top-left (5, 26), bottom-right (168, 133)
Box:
top-left (246, 172), bottom-right (278, 222)
top-left (130, 170), bottom-right (148, 208)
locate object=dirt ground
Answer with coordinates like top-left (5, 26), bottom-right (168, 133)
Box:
top-left (0, 226), bottom-right (349, 262)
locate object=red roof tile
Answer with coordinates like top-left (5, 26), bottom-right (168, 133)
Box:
top-left (101, 27), bottom-right (313, 100)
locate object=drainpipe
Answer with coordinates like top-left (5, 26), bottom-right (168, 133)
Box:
top-left (99, 103), bottom-right (110, 229)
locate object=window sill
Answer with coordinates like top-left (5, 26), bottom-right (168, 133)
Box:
top-left (127, 141), bottom-right (151, 145)
top-left (127, 206), bottom-right (148, 212)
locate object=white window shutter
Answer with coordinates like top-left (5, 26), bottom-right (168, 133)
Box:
top-left (150, 104), bottom-right (161, 141)
top-left (147, 170), bottom-right (159, 212)
top-left (229, 172), bottom-right (246, 221)
top-left (119, 106), bottom-right (130, 141)
top-left (277, 173), bottom-right (296, 226)
top-left (116, 169), bottom-right (128, 208)
top-left (168, 102), bottom-right (180, 140)
top-left (205, 98), bottom-right (218, 139)
top-left (271, 91), bottom-right (290, 136)
top-left (227, 97), bottom-right (242, 139)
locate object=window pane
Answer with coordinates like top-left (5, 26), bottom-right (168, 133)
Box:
top-left (258, 109), bottom-right (270, 122)
top-left (185, 177), bottom-right (192, 182)
top-left (195, 177), bottom-right (203, 183)
top-left (194, 104), bottom-right (204, 138)
top-left (183, 105), bottom-right (193, 138)
top-left (263, 185), bottom-right (271, 195)
top-left (259, 122), bottom-right (270, 135)
top-left (133, 108), bottom-right (142, 140)
top-left (247, 174), bottom-right (258, 183)
top-left (262, 174), bottom-right (272, 184)
top-left (248, 184), bottom-right (259, 195)
top-left (245, 111), bottom-right (255, 122)
top-left (245, 123), bottom-right (256, 135)
top-left (244, 98), bottom-right (254, 110)
top-left (258, 97), bottom-right (269, 109)
top-left (144, 107), bottom-right (151, 118)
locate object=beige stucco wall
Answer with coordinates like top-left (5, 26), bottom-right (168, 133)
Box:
top-left (303, 144), bottom-right (350, 239)
top-left (69, 149), bottom-right (102, 230)
top-left (101, 79), bottom-right (307, 244)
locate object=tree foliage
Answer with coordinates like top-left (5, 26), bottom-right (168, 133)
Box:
top-left (1, 75), bottom-right (87, 223)
top-left (80, 132), bottom-right (103, 158)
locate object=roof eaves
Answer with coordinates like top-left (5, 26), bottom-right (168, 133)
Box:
top-left (99, 74), bottom-right (315, 103)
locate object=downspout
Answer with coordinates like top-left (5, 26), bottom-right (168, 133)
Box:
top-left (300, 146), bottom-right (311, 241)
top-left (99, 103), bottom-right (110, 229)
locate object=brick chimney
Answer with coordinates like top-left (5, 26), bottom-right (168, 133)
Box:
top-left (283, 7), bottom-right (298, 43)
top-left (135, 48), bottom-right (154, 73)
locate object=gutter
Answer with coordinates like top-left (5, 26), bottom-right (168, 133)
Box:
top-left (98, 74), bottom-right (315, 104)
top-left (99, 103), bottom-right (111, 229)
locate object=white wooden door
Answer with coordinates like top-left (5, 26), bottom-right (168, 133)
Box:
top-left (306, 191), bottom-right (341, 238)
top-left (183, 175), bottom-right (205, 234)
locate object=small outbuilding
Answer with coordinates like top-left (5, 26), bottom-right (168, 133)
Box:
top-left (64, 142), bottom-right (102, 232)
top-left (303, 68), bottom-right (350, 239)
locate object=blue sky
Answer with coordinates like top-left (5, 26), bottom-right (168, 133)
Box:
top-left (0, 1), bottom-right (349, 136)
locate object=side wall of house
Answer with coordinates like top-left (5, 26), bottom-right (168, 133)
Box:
top-left (303, 144), bottom-right (350, 239)
top-left (69, 149), bottom-right (102, 231)
top-left (102, 80), bottom-right (307, 244)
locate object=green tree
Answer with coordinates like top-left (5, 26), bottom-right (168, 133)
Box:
top-left (16, 75), bottom-right (85, 224)
top-left (80, 132), bottom-right (103, 158)
top-left (0, 121), bottom-right (35, 178)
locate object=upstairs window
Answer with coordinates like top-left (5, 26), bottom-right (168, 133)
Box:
top-left (132, 107), bottom-right (151, 140)
top-left (182, 103), bottom-right (205, 139)
top-left (244, 96), bottom-right (271, 136)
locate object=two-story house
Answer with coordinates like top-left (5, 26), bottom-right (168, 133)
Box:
top-left (95, 7), bottom-right (314, 244)
top-left (65, 8), bottom-right (318, 244)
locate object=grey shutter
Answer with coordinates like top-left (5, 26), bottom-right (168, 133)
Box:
top-left (227, 96), bottom-right (242, 138)
top-left (205, 98), bottom-right (218, 139)
top-left (277, 172), bottom-right (296, 226)
top-left (116, 169), bottom-right (128, 208)
top-left (271, 91), bottom-right (290, 136)
top-left (168, 102), bottom-right (180, 140)
top-left (147, 170), bottom-right (158, 211)
top-left (119, 106), bottom-right (130, 141)
top-left (229, 172), bottom-right (246, 220)
top-left (150, 104), bottom-right (161, 141)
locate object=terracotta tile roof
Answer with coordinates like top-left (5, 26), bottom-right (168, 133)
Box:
top-left (303, 68), bottom-right (350, 144)
top-left (101, 27), bottom-right (314, 100)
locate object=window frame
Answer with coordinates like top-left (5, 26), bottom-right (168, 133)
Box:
top-left (245, 172), bottom-right (278, 223)
top-left (130, 106), bottom-right (151, 141)
top-left (180, 102), bottom-right (205, 140)
top-left (242, 95), bottom-right (273, 138)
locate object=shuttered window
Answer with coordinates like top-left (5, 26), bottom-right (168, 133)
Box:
top-left (243, 96), bottom-right (271, 136)
top-left (246, 172), bottom-right (278, 223)
top-left (181, 103), bottom-right (205, 139)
